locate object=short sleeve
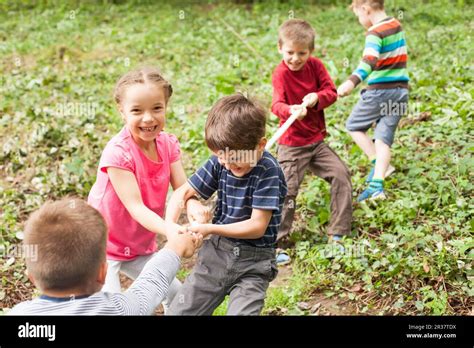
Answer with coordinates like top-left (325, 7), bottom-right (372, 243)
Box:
top-left (188, 156), bottom-right (220, 200)
top-left (252, 166), bottom-right (284, 211)
top-left (166, 133), bottom-right (181, 163)
top-left (99, 142), bottom-right (135, 174)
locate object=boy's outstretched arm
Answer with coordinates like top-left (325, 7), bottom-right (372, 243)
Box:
top-left (118, 232), bottom-right (200, 315)
top-left (187, 208), bottom-right (272, 239)
top-left (338, 32), bottom-right (382, 97)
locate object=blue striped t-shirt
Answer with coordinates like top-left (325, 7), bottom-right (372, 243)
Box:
top-left (189, 151), bottom-right (287, 248)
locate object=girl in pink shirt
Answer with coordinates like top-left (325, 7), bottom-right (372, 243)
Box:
top-left (88, 67), bottom-right (208, 307)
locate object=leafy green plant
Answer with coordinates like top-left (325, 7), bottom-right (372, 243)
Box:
top-left (0, 0), bottom-right (472, 314)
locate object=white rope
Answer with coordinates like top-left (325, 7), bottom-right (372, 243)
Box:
top-left (266, 100), bottom-right (309, 150)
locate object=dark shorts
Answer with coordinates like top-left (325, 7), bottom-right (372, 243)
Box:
top-left (346, 87), bottom-right (409, 146)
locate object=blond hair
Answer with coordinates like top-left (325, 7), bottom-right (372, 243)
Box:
top-left (278, 19), bottom-right (315, 51)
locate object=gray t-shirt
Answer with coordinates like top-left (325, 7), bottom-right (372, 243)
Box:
top-left (8, 249), bottom-right (180, 315)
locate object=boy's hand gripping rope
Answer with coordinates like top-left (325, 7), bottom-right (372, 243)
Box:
top-left (265, 100), bottom-right (309, 150)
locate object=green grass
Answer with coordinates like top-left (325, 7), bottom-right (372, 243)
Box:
top-left (212, 296), bottom-right (230, 316)
top-left (175, 268), bottom-right (191, 282)
top-left (1, 0), bottom-right (472, 314)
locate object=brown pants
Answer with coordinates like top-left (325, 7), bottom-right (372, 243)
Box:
top-left (277, 142), bottom-right (353, 240)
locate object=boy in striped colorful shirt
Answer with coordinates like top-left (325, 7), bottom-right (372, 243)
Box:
top-left (338, 0), bottom-right (409, 202)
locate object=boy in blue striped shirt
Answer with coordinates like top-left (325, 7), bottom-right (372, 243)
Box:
top-left (166, 94), bottom-right (287, 315)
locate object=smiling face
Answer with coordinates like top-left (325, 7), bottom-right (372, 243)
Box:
top-left (119, 83), bottom-right (167, 148)
top-left (278, 40), bottom-right (313, 72)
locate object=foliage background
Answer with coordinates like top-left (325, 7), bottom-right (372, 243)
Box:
top-left (0, 0), bottom-right (472, 315)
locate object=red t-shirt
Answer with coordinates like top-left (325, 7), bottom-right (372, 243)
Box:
top-left (271, 56), bottom-right (337, 147)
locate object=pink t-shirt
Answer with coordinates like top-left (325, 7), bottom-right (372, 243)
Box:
top-left (88, 127), bottom-right (181, 261)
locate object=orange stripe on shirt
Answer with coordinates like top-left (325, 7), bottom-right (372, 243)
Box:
top-left (372, 19), bottom-right (399, 33)
top-left (376, 54), bottom-right (408, 67)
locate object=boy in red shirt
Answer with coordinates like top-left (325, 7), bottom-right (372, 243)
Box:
top-left (272, 19), bottom-right (353, 263)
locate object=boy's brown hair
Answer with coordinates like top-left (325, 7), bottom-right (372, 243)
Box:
top-left (24, 198), bottom-right (107, 292)
top-left (350, 0), bottom-right (384, 10)
top-left (205, 93), bottom-right (266, 151)
top-left (278, 19), bottom-right (316, 51)
top-left (113, 66), bottom-right (173, 105)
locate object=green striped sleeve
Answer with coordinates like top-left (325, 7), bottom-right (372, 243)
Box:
top-left (382, 31), bottom-right (405, 46)
top-left (369, 68), bottom-right (408, 80)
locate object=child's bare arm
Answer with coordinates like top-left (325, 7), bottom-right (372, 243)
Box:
top-left (170, 160), bottom-right (188, 190)
top-left (337, 80), bottom-right (355, 97)
top-left (165, 181), bottom-right (201, 223)
top-left (170, 160), bottom-right (211, 223)
top-left (187, 208), bottom-right (272, 239)
top-left (302, 92), bottom-right (319, 108)
top-left (108, 167), bottom-right (184, 237)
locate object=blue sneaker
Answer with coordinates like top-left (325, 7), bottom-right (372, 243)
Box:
top-left (358, 179), bottom-right (386, 202)
top-left (276, 250), bottom-right (291, 266)
top-left (357, 186), bottom-right (386, 202)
